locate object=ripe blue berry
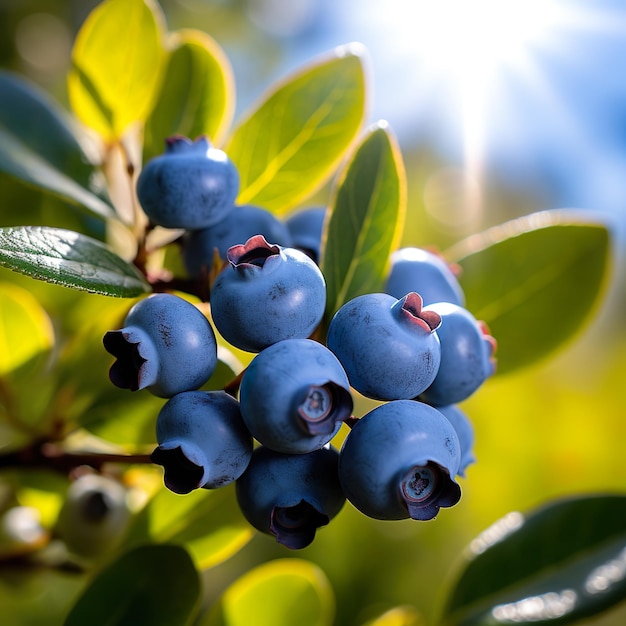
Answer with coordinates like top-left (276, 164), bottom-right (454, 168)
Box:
top-left (182, 204), bottom-right (293, 277)
top-left (385, 247), bottom-right (465, 306)
top-left (151, 391), bottom-right (252, 494)
top-left (210, 235), bottom-right (326, 352)
top-left (239, 339), bottom-right (353, 454)
top-left (338, 400), bottom-right (461, 521)
top-left (136, 135), bottom-right (239, 229)
top-left (437, 404), bottom-right (476, 477)
top-left (236, 445), bottom-right (345, 549)
top-left (326, 292), bottom-right (442, 400)
top-left (103, 293), bottom-right (218, 398)
top-left (419, 302), bottom-right (497, 406)
top-left (285, 206), bottom-right (327, 264)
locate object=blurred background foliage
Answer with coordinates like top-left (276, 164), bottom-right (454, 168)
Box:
top-left (0, 0), bottom-right (625, 625)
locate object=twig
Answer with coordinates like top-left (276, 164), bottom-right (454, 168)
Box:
top-left (0, 440), bottom-right (152, 474)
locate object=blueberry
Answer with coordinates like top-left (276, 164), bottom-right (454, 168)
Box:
top-left (136, 135), bottom-right (239, 229)
top-left (55, 474), bottom-right (131, 560)
top-left (284, 206), bottom-right (327, 264)
top-left (385, 247), bottom-right (465, 306)
top-left (239, 339), bottom-right (353, 454)
top-left (210, 235), bottom-right (326, 352)
top-left (419, 302), bottom-right (497, 406)
top-left (151, 391), bottom-right (252, 494)
top-left (326, 292), bottom-right (442, 400)
top-left (236, 445), bottom-right (345, 549)
top-left (437, 404), bottom-right (476, 477)
top-left (182, 204), bottom-right (293, 277)
top-left (338, 400), bottom-right (461, 521)
top-left (103, 293), bottom-right (218, 398)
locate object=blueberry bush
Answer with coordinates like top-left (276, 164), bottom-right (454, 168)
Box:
top-left (0, 0), bottom-right (623, 624)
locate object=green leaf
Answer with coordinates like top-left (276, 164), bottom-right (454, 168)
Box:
top-left (201, 558), bottom-right (335, 626)
top-left (225, 43), bottom-right (367, 214)
top-left (0, 567), bottom-right (84, 626)
top-left (0, 72), bottom-right (114, 220)
top-left (78, 392), bottom-right (163, 445)
top-left (362, 606), bottom-right (424, 626)
top-left (447, 210), bottom-right (611, 374)
top-left (0, 282), bottom-right (54, 375)
top-left (321, 121), bottom-right (406, 322)
top-left (122, 485), bottom-right (253, 570)
top-left (143, 29), bottom-right (235, 162)
top-left (0, 226), bottom-right (150, 297)
top-left (64, 544), bottom-right (199, 626)
top-left (441, 495), bottom-right (626, 626)
top-left (68, 0), bottom-right (166, 141)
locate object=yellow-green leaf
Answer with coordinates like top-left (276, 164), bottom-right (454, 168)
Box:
top-left (321, 121), bottom-right (406, 322)
top-left (68, 0), bottom-right (166, 141)
top-left (143, 29), bottom-right (235, 162)
top-left (362, 606), bottom-right (424, 626)
top-left (201, 559), bottom-right (335, 626)
top-left (122, 485), bottom-right (252, 570)
top-left (0, 282), bottom-right (54, 375)
top-left (225, 43), bottom-right (367, 214)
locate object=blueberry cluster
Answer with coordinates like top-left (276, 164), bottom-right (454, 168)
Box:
top-left (103, 136), bottom-right (496, 550)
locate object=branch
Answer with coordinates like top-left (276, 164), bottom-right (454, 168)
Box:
top-left (0, 440), bottom-right (153, 474)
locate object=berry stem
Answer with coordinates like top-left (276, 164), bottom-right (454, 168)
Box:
top-left (148, 272), bottom-right (211, 302)
top-left (117, 137), bottom-right (147, 241)
top-left (0, 439), bottom-right (153, 474)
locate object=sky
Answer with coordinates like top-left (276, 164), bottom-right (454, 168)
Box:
top-left (13, 0), bottom-right (626, 250)
top-left (240, 0), bottom-right (626, 247)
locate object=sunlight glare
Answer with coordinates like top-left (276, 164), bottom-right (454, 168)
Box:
top-left (412, 0), bottom-right (561, 73)
top-left (405, 0), bottom-right (574, 218)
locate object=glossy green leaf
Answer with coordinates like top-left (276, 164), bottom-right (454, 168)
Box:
top-left (68, 0), bottom-right (166, 141)
top-left (0, 72), bottom-right (114, 220)
top-left (0, 226), bottom-right (150, 297)
top-left (201, 558), bottom-right (335, 626)
top-left (321, 121), bottom-right (406, 322)
top-left (0, 282), bottom-right (54, 375)
top-left (143, 29), bottom-right (234, 162)
top-left (225, 43), bottom-right (367, 213)
top-left (441, 495), bottom-right (626, 626)
top-left (123, 485), bottom-right (253, 570)
top-left (64, 544), bottom-right (199, 626)
top-left (447, 211), bottom-right (611, 374)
